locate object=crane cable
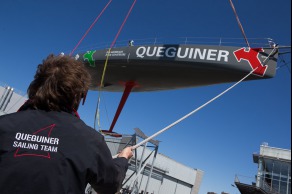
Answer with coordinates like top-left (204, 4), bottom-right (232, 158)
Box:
top-left (229, 0), bottom-right (250, 48)
top-left (95, 0), bottom-right (138, 130)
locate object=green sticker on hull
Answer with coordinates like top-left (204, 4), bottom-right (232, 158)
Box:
top-left (83, 50), bottom-right (96, 67)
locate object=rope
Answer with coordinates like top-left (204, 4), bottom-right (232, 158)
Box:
top-left (229, 0), bottom-right (250, 48)
top-left (277, 54), bottom-right (291, 73)
top-left (261, 45), bottom-right (279, 69)
top-left (133, 68), bottom-right (256, 150)
top-left (112, 67), bottom-right (258, 158)
top-left (69, 0), bottom-right (113, 56)
top-left (94, 95), bottom-right (101, 130)
top-left (94, 0), bottom-right (138, 130)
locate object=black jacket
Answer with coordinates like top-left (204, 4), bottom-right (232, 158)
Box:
top-left (0, 109), bottom-right (128, 194)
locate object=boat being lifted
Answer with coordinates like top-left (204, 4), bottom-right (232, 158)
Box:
top-left (79, 44), bottom-right (278, 92)
top-left (77, 43), bottom-right (278, 136)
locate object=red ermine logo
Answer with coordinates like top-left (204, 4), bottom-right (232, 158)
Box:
top-left (234, 48), bottom-right (267, 76)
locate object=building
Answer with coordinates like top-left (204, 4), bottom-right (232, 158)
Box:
top-left (235, 143), bottom-right (291, 194)
top-left (104, 133), bottom-right (204, 194)
top-left (0, 84), bottom-right (27, 115)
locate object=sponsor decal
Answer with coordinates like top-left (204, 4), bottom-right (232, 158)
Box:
top-left (105, 50), bottom-right (126, 57)
top-left (13, 124), bottom-right (58, 159)
top-left (234, 48), bottom-right (267, 76)
top-left (136, 46), bottom-right (230, 62)
top-left (83, 50), bottom-right (96, 67)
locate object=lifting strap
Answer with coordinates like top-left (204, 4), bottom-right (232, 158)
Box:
top-left (229, 0), bottom-right (250, 47)
top-left (69, 0), bottom-right (113, 56)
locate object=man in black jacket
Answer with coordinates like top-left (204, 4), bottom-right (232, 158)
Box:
top-left (0, 54), bottom-right (133, 194)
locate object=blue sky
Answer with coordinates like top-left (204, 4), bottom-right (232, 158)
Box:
top-left (0, 0), bottom-right (291, 193)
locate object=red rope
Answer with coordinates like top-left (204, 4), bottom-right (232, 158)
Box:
top-left (229, 0), bottom-right (250, 48)
top-left (109, 0), bottom-right (137, 49)
top-left (69, 0), bottom-right (113, 56)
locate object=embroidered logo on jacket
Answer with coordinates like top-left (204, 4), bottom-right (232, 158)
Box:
top-left (13, 124), bottom-right (59, 159)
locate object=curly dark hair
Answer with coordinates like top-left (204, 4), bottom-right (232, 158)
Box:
top-left (27, 54), bottom-right (91, 112)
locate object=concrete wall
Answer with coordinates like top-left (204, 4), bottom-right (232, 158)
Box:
top-left (260, 145), bottom-right (291, 161)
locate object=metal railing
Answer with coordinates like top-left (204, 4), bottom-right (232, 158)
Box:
top-left (235, 174), bottom-right (285, 194)
top-left (67, 36), bottom-right (275, 54)
top-left (262, 180), bottom-right (280, 194)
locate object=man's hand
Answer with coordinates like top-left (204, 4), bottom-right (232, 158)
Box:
top-left (118, 147), bottom-right (133, 160)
